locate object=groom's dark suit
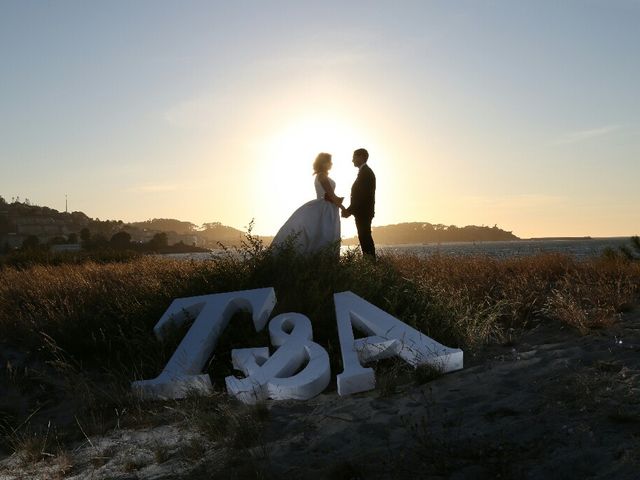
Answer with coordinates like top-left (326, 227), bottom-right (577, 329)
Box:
top-left (346, 163), bottom-right (376, 258)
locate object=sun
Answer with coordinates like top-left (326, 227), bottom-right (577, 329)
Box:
top-left (254, 115), bottom-right (369, 237)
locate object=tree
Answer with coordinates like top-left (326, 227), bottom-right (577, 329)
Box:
top-left (48, 236), bottom-right (67, 246)
top-left (80, 228), bottom-right (91, 244)
top-left (92, 234), bottom-right (108, 249)
top-left (67, 232), bottom-right (78, 244)
top-left (110, 231), bottom-right (132, 249)
top-left (0, 213), bottom-right (8, 234)
top-left (22, 235), bottom-right (40, 250)
top-left (202, 222), bottom-right (223, 230)
top-left (130, 219), bottom-right (197, 235)
top-left (148, 232), bottom-right (168, 251)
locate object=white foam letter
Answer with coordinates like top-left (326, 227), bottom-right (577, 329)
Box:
top-left (225, 312), bottom-right (331, 404)
top-left (334, 291), bottom-right (463, 396)
top-left (132, 288), bottom-right (277, 400)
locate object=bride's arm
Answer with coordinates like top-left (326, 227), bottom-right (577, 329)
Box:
top-left (318, 173), bottom-right (344, 207)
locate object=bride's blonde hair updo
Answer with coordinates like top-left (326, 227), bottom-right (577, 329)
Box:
top-left (313, 152), bottom-right (332, 175)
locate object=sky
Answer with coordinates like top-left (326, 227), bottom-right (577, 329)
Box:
top-left (1, 0), bottom-right (638, 239)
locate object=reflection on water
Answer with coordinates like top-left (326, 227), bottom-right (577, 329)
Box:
top-left (371, 237), bottom-right (629, 260)
top-left (164, 237), bottom-right (630, 261)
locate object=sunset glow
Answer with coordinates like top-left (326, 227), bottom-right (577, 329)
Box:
top-left (1, 2), bottom-right (638, 239)
top-left (253, 116), bottom-right (373, 237)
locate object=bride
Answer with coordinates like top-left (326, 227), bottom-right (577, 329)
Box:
top-left (271, 152), bottom-right (344, 254)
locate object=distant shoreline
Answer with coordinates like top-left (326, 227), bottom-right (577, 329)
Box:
top-left (525, 236), bottom-right (592, 241)
top-left (368, 236), bottom-right (629, 248)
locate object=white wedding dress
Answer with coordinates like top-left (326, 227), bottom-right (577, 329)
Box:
top-left (271, 176), bottom-right (341, 254)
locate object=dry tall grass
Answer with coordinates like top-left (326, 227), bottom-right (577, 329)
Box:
top-left (390, 252), bottom-right (640, 338)
top-left (1, 243), bottom-right (639, 461)
top-left (2, 249), bottom-right (639, 380)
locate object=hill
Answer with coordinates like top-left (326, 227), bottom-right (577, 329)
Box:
top-left (125, 219), bottom-right (249, 248)
top-left (0, 196), bottom-right (250, 250)
top-left (1, 196), bottom-right (518, 250)
top-left (343, 222), bottom-right (519, 245)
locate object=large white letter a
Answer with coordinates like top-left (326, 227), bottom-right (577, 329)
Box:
top-left (334, 291), bottom-right (463, 396)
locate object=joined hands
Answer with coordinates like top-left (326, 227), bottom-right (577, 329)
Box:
top-left (324, 192), bottom-right (350, 217)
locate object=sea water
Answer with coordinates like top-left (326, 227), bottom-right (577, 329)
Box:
top-left (164, 237), bottom-right (631, 261)
top-left (373, 237), bottom-right (630, 260)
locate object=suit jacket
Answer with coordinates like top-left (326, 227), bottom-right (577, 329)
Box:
top-left (348, 163), bottom-right (376, 219)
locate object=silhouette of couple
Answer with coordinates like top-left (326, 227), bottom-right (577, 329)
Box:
top-left (272, 148), bottom-right (376, 258)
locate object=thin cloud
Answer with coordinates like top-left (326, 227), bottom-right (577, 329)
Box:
top-left (554, 125), bottom-right (620, 145)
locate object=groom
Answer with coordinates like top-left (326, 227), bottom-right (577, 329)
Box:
top-left (342, 148), bottom-right (376, 259)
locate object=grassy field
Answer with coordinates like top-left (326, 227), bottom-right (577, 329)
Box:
top-left (1, 234), bottom-right (639, 471)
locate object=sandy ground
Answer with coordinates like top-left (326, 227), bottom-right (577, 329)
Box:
top-left (1, 311), bottom-right (639, 479)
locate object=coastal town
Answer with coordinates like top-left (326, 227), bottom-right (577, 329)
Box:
top-left (0, 196), bottom-right (244, 253)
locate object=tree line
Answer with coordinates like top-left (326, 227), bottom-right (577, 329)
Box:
top-left (343, 222), bottom-right (519, 246)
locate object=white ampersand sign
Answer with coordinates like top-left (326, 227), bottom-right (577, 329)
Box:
top-left (225, 312), bottom-right (331, 404)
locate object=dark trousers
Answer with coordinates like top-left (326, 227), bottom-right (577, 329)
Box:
top-left (355, 216), bottom-right (376, 259)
